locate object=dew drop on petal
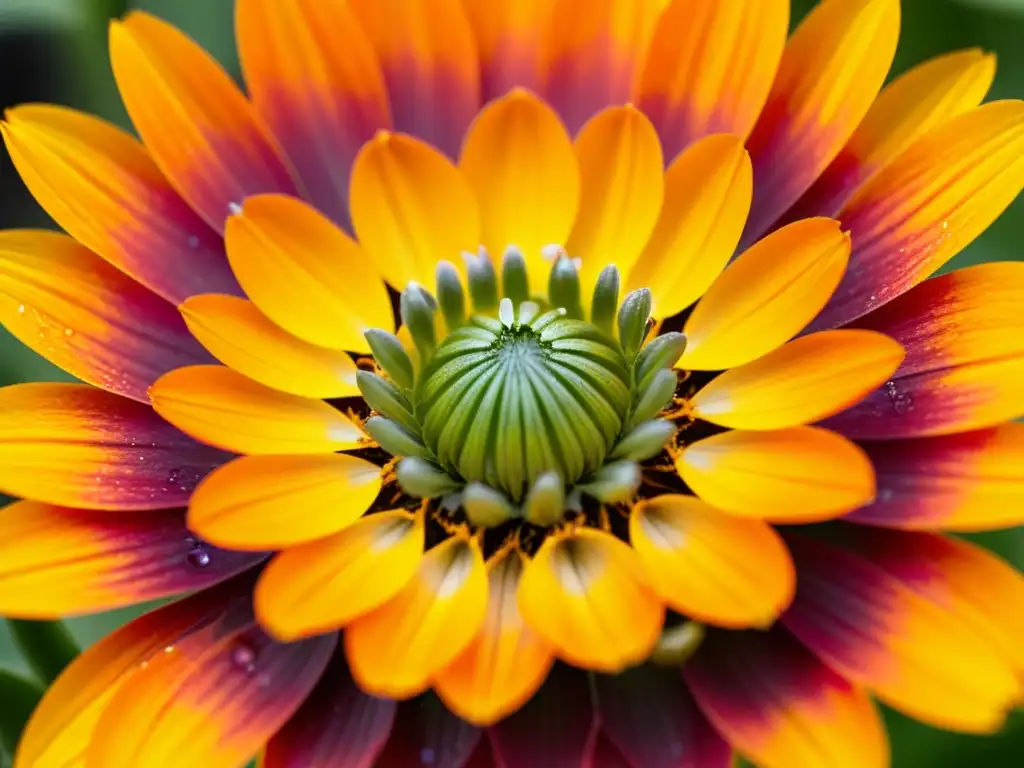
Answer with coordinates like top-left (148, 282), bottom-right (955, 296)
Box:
top-left (231, 642), bottom-right (257, 673)
top-left (420, 748), bottom-right (436, 765)
top-left (186, 235), bottom-right (200, 250)
top-left (186, 540), bottom-right (212, 569)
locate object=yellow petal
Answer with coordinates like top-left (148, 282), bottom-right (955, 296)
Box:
top-left (180, 294), bottom-right (359, 399)
top-left (630, 495), bottom-right (795, 628)
top-left (743, 0), bottom-right (901, 242)
top-left (678, 427), bottom-right (876, 523)
top-left (435, 548), bottom-right (555, 726)
top-left (624, 134), bottom-right (752, 318)
top-left (255, 510), bottom-right (424, 642)
top-left (345, 535), bottom-right (488, 698)
top-left (459, 89), bottom-right (580, 294)
top-left (635, 0), bottom-right (789, 160)
top-left (224, 194), bottom-right (392, 353)
top-left (567, 105), bottom-right (664, 294)
top-left (109, 11), bottom-right (297, 233)
top-left (149, 365), bottom-right (362, 455)
top-left (350, 132), bottom-right (481, 290)
top-left (517, 528), bottom-right (664, 672)
top-left (680, 218), bottom-right (850, 370)
top-left (691, 330), bottom-right (905, 430)
top-left (188, 454), bottom-right (381, 550)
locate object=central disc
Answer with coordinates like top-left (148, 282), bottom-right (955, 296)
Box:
top-left (415, 310), bottom-right (631, 501)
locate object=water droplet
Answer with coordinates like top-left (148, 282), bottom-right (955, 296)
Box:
top-left (256, 671), bottom-right (272, 688)
top-left (163, 645), bottom-right (176, 654)
top-left (884, 380), bottom-right (914, 415)
top-left (167, 468), bottom-right (182, 484)
top-left (186, 235), bottom-right (200, 250)
top-left (877, 487), bottom-right (894, 503)
top-left (63, 328), bottom-right (74, 337)
top-left (231, 643), bottom-right (256, 673)
top-left (228, 201), bottom-right (243, 216)
top-left (420, 748), bottom-right (436, 765)
top-left (16, 304), bottom-right (25, 314)
top-left (187, 542), bottom-right (212, 568)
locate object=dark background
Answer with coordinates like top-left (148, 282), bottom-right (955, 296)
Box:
top-left (0, 1), bottom-right (1021, 765)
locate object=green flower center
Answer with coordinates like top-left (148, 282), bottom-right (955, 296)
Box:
top-left (358, 246), bottom-right (685, 529)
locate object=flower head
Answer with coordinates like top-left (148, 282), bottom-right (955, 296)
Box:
top-left (2, 1), bottom-right (1024, 767)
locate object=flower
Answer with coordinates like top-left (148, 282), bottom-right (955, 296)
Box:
top-left (2, 0), bottom-right (1024, 766)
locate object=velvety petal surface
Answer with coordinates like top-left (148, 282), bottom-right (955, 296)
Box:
top-left (783, 48), bottom-right (995, 223)
top-left (0, 383), bottom-right (227, 510)
top-left (109, 11), bottom-right (297, 233)
top-left (0, 501), bottom-right (259, 618)
top-left (742, 0), bottom-right (901, 245)
top-left (636, 0), bottom-right (788, 161)
top-left (596, 665), bottom-right (732, 768)
top-left (822, 263), bottom-right (1024, 439)
top-left (373, 695), bottom-right (481, 768)
top-left (625, 134), bottom-right (751, 318)
top-left (14, 578), bottom-right (253, 768)
top-left (180, 294), bottom-right (360, 399)
top-left (255, 510), bottom-right (424, 642)
top-left (782, 533), bottom-right (1019, 733)
top-left (88, 601), bottom-right (335, 768)
top-left (262, 651), bottom-right (397, 768)
top-left (679, 219), bottom-right (850, 371)
top-left (236, 0), bottom-right (390, 227)
top-left (849, 424), bottom-right (1024, 530)
top-left (149, 365), bottom-right (363, 455)
top-left (348, 0), bottom-right (480, 158)
top-left (811, 101), bottom-right (1024, 330)
top-left (0, 231), bottom-right (212, 402)
top-left (1, 105), bottom-right (238, 303)
top-left (630, 495), bottom-right (795, 628)
top-left (677, 427), bottom-right (875, 523)
top-left (690, 330), bottom-right (904, 430)
top-left (188, 454), bottom-right (381, 550)
top-left (684, 627), bottom-right (889, 768)
top-left (517, 528), bottom-right (663, 672)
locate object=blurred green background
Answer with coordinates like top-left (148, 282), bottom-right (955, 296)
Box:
top-left (0, 0), bottom-right (1023, 765)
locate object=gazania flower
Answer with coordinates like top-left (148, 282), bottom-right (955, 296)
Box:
top-left (3, 0), bottom-right (1024, 766)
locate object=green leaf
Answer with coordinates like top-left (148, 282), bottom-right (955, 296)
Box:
top-left (0, 668), bottom-right (43, 758)
top-left (7, 619), bottom-right (80, 685)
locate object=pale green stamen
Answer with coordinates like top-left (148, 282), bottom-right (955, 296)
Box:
top-left (358, 246), bottom-right (685, 528)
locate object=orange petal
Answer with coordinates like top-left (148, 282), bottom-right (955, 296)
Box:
top-left (109, 12), bottom-right (297, 233)
top-left (148, 365), bottom-right (362, 455)
top-left (0, 383), bottom-right (226, 511)
top-left (0, 230), bottom-right (211, 402)
top-left (677, 427), bottom-right (876, 523)
top-left (225, 194), bottom-right (393, 352)
top-left (742, 0), bottom-right (901, 244)
top-left (853, 529), bottom-right (1024, 685)
top-left (542, 0), bottom-right (669, 134)
top-left (851, 425), bottom-right (1024, 531)
top-left (823, 262), bottom-right (1024, 439)
top-left (181, 294), bottom-right (360, 399)
top-left (351, 132), bottom-right (481, 290)
top-left (517, 528), bottom-right (664, 672)
top-left (348, 0), bottom-right (479, 158)
top-left (690, 330), bottom-right (905, 430)
top-left (345, 535), bottom-right (488, 698)
top-left (459, 90), bottom-right (579, 294)
top-left (255, 510), bottom-right (424, 642)
top-left (462, 0), bottom-right (554, 101)
top-left (0, 501), bottom-right (258, 619)
top-left (813, 101), bottom-right (1024, 330)
top-left (14, 581), bottom-right (250, 768)
top-left (256, 516), bottom-right (421, 649)
top-left (630, 495), bottom-right (795, 628)
top-left (236, 0), bottom-right (390, 227)
top-left (685, 627), bottom-right (889, 768)
top-left (624, 134), bottom-right (751, 318)
top-left (636, 0), bottom-right (789, 161)
top-left (783, 533), bottom-right (1019, 734)
top-left (188, 454), bottom-right (381, 551)
top-left (679, 219), bottom-right (850, 370)
top-left (785, 48), bottom-right (995, 223)
top-left (435, 548), bottom-right (555, 725)
top-left (567, 105), bottom-right (664, 293)
top-left (87, 605), bottom-right (335, 768)
top-left (0, 105), bottom-right (238, 303)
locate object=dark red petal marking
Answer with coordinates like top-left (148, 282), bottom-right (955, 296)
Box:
top-left (374, 694), bottom-right (481, 768)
